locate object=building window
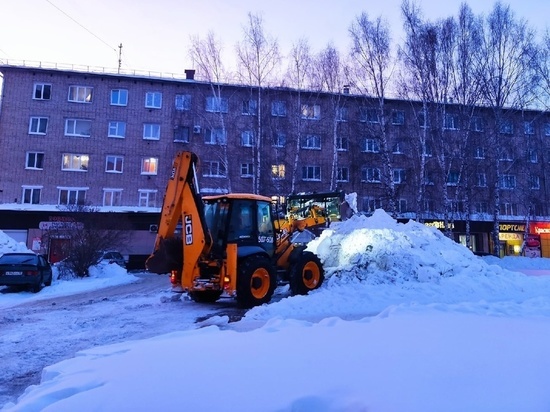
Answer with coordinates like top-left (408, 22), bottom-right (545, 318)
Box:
top-left (301, 134), bottom-right (321, 150)
top-left (145, 92), bottom-right (162, 109)
top-left (476, 173), bottom-right (487, 187)
top-left (361, 167), bottom-right (381, 183)
top-left (301, 104), bottom-right (320, 120)
top-left (206, 96), bottom-right (228, 113)
top-left (203, 161), bottom-right (226, 177)
top-left (272, 164), bottom-right (285, 179)
top-left (29, 117), bottom-right (48, 135)
top-left (499, 119), bottom-right (513, 135)
top-left (336, 167), bottom-right (349, 182)
top-left (423, 144), bottom-right (433, 157)
top-left (302, 165), bottom-right (321, 181)
top-left (242, 99), bottom-right (258, 115)
top-left (58, 187), bottom-right (87, 205)
top-left (499, 150), bottom-right (513, 161)
top-left (393, 169), bottom-right (406, 184)
top-left (393, 141), bottom-right (405, 154)
top-left (65, 119), bottom-right (92, 137)
top-left (475, 202), bottom-right (489, 214)
top-left (205, 128), bottom-right (227, 145)
top-left (68, 86), bottom-right (93, 103)
top-left (473, 147), bottom-right (485, 159)
top-left (417, 110), bottom-right (428, 128)
top-left (529, 149), bottom-right (538, 163)
top-left (360, 107), bottom-right (379, 123)
top-left (62, 154), bottom-right (89, 171)
top-left (103, 189), bottom-right (122, 206)
top-left (500, 203), bottom-right (518, 216)
top-left (241, 163), bottom-right (253, 177)
top-left (174, 126), bottom-right (190, 143)
top-left (530, 175), bottom-right (540, 190)
top-left (272, 101), bottom-right (287, 117)
top-left (545, 123), bottom-right (550, 136)
top-left (500, 174), bottom-right (516, 189)
top-left (524, 121), bottom-right (535, 135)
top-left (273, 132), bottom-right (286, 147)
top-left (33, 83), bottom-right (51, 100)
top-left (143, 123), bottom-right (161, 140)
top-left (138, 190), bottom-right (157, 208)
top-left (141, 157), bottom-right (158, 175)
top-left (363, 197), bottom-right (382, 213)
top-left (397, 199), bottom-right (407, 213)
top-left (175, 94), bottom-right (191, 110)
top-left (470, 116), bottom-right (483, 132)
top-left (423, 171), bottom-right (435, 185)
top-left (108, 121), bottom-right (126, 138)
top-left (111, 89), bottom-right (128, 106)
top-left (26, 152), bottom-right (44, 170)
top-left (444, 114), bottom-right (459, 130)
top-left (336, 136), bottom-right (349, 151)
top-left (241, 131), bottom-right (255, 147)
top-left (337, 107), bottom-right (348, 122)
top-left (446, 171), bottom-right (460, 186)
top-left (106, 155), bottom-right (123, 173)
top-left (361, 138), bottom-right (380, 153)
top-left (392, 110), bottom-right (405, 125)
top-left (22, 186), bottom-right (42, 204)
top-left (423, 199), bottom-right (435, 212)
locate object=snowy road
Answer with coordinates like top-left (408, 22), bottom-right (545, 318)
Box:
top-left (0, 272), bottom-right (248, 408)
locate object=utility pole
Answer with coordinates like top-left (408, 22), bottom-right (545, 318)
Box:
top-left (118, 43), bottom-right (123, 73)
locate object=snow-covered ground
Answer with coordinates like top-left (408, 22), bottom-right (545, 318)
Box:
top-left (2, 210), bottom-right (550, 412)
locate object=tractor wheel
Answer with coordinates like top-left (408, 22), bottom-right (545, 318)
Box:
top-left (189, 290), bottom-right (222, 303)
top-left (290, 251), bottom-right (324, 296)
top-left (236, 255), bottom-right (276, 308)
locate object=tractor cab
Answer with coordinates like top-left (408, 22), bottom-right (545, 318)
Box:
top-left (203, 194), bottom-right (276, 258)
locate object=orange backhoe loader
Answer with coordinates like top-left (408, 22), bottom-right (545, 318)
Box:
top-left (146, 151), bottom-right (340, 308)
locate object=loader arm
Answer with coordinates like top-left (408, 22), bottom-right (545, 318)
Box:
top-left (146, 151), bottom-right (212, 277)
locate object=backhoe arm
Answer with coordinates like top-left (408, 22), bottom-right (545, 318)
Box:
top-left (146, 151), bottom-right (212, 275)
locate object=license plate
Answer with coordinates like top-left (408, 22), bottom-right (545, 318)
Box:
top-left (5, 271), bottom-right (23, 276)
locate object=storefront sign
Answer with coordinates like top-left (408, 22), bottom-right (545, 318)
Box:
top-left (499, 232), bottom-right (522, 241)
top-left (425, 221), bottom-right (454, 229)
top-left (499, 224), bottom-right (525, 232)
top-left (39, 221), bottom-right (84, 230)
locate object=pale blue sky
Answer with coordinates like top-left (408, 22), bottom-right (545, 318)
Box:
top-left (1, 0), bottom-right (548, 75)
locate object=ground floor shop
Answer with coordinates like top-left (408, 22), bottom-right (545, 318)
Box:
top-left (0, 210), bottom-right (160, 270)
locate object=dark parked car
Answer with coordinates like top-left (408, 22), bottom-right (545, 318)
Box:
top-left (0, 252), bottom-right (53, 292)
top-left (100, 250), bottom-right (127, 268)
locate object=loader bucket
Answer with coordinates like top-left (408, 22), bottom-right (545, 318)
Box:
top-left (145, 237), bottom-right (183, 274)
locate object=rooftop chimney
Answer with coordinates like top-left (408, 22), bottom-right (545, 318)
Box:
top-left (185, 69), bottom-right (195, 80)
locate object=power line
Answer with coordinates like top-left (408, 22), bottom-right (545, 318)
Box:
top-left (45, 0), bottom-right (117, 55)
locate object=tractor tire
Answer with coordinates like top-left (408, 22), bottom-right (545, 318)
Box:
top-left (236, 255), bottom-right (276, 308)
top-left (290, 251), bottom-right (324, 296)
top-left (189, 290), bottom-right (223, 303)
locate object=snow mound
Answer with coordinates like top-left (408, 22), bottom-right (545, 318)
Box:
top-left (0, 231), bottom-right (32, 254)
top-left (308, 209), bottom-right (486, 285)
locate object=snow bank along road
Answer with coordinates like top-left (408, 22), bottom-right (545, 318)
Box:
top-left (0, 272), bottom-right (248, 408)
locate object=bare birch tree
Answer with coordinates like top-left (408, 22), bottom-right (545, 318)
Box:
top-left (235, 12), bottom-right (281, 194)
top-left (189, 32), bottom-right (232, 191)
top-left (349, 12), bottom-right (397, 215)
top-left (474, 1), bottom-right (538, 256)
top-left (286, 39), bottom-right (314, 193)
top-left (310, 44), bottom-right (348, 191)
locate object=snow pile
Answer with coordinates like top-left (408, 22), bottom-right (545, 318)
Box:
top-left (244, 210), bottom-right (550, 322)
top-left (312, 209), bottom-right (484, 284)
top-left (0, 231), bottom-right (32, 254)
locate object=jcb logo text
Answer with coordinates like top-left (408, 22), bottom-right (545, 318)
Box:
top-left (184, 215), bottom-right (193, 245)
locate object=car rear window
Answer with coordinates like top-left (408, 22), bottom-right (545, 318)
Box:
top-left (0, 254), bottom-right (38, 265)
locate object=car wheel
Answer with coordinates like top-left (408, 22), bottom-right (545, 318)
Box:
top-left (44, 275), bottom-right (52, 287)
top-left (31, 281), bottom-right (42, 293)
